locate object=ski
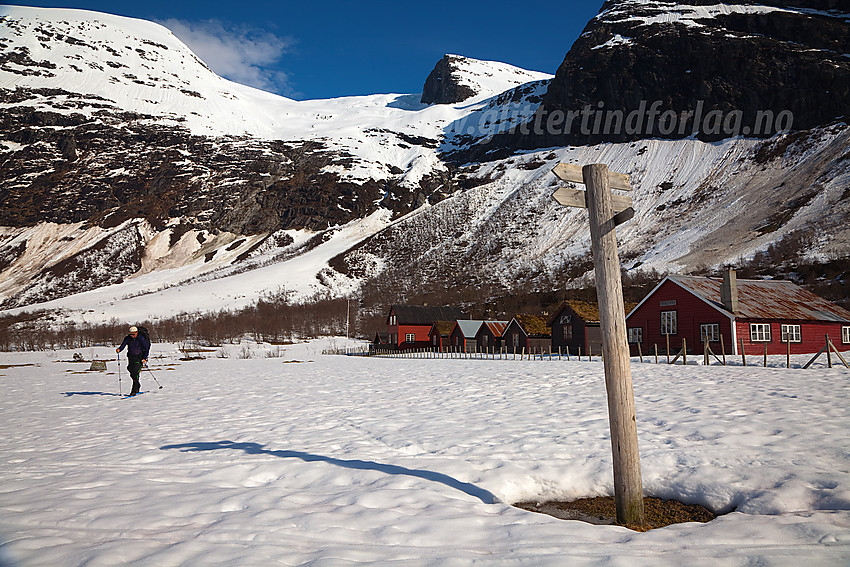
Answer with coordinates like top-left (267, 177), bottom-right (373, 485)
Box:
top-left (122, 391), bottom-right (147, 399)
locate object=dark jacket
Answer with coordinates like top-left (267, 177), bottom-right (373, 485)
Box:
top-left (119, 334), bottom-right (151, 360)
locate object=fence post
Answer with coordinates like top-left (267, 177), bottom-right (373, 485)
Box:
top-left (826, 335), bottom-right (832, 369)
top-left (682, 338), bottom-right (687, 366)
top-left (740, 338), bottom-right (747, 366)
top-left (654, 344), bottom-right (658, 364)
top-left (637, 341), bottom-right (643, 363)
top-left (666, 334), bottom-right (670, 364)
top-left (764, 342), bottom-right (768, 367)
top-left (720, 334), bottom-right (726, 365)
top-left (787, 339), bottom-right (790, 369)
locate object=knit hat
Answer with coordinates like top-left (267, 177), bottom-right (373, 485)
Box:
top-left (129, 326), bottom-right (138, 333)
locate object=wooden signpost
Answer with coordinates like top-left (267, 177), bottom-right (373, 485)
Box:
top-left (552, 162), bottom-right (645, 526)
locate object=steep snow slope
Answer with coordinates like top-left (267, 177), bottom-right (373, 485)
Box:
top-left (342, 124), bottom-right (850, 296)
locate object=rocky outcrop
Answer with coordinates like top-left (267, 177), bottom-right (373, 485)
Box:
top-left (421, 55), bottom-right (478, 104)
top-left (466, 0), bottom-right (850, 156)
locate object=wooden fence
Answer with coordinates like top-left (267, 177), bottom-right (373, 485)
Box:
top-left (324, 334), bottom-right (849, 369)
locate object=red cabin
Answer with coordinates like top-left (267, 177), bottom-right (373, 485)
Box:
top-left (626, 270), bottom-right (850, 356)
top-left (386, 305), bottom-right (465, 350)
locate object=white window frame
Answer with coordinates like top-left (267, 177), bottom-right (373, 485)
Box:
top-left (661, 311), bottom-right (677, 335)
top-left (405, 333), bottom-right (415, 343)
top-left (750, 323), bottom-right (772, 342)
top-left (842, 326), bottom-right (850, 344)
top-left (780, 324), bottom-right (801, 343)
top-left (627, 327), bottom-right (643, 343)
top-left (700, 323), bottom-right (720, 343)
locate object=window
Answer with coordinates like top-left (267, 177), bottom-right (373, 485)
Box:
top-left (482, 334), bottom-right (489, 346)
top-left (661, 311), bottom-right (677, 335)
top-left (563, 325), bottom-right (573, 341)
top-left (843, 326), bottom-right (850, 344)
top-left (390, 315), bottom-right (396, 325)
top-left (432, 335), bottom-right (437, 345)
top-left (513, 333), bottom-right (520, 347)
top-left (781, 324), bottom-right (801, 343)
top-left (405, 333), bottom-right (415, 343)
top-left (559, 314), bottom-right (572, 325)
top-left (700, 324), bottom-right (720, 342)
top-left (750, 323), bottom-right (771, 342)
top-left (627, 328), bottom-right (643, 343)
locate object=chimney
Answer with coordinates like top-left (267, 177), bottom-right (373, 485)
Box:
top-left (721, 269), bottom-right (739, 313)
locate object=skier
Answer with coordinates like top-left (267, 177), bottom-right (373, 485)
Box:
top-left (116, 326), bottom-right (150, 397)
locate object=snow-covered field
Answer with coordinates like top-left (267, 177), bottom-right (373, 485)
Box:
top-left (1, 339), bottom-right (849, 566)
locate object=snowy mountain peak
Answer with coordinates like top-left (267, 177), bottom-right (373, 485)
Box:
top-left (0, 4), bottom-right (300, 138)
top-left (421, 54), bottom-right (552, 105)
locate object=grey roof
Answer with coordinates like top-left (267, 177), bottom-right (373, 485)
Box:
top-left (455, 320), bottom-right (485, 338)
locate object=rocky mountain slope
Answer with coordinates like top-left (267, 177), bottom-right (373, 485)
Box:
top-left (470, 0), bottom-right (850, 153)
top-left (1, 2), bottom-right (848, 322)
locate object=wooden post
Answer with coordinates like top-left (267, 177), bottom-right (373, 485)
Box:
top-left (786, 339), bottom-right (790, 369)
top-left (826, 335), bottom-right (832, 369)
top-left (584, 163), bottom-right (644, 526)
top-left (682, 338), bottom-right (687, 366)
top-left (803, 345), bottom-right (827, 369)
top-left (654, 343), bottom-right (658, 364)
top-left (740, 338), bottom-right (747, 366)
top-left (637, 341), bottom-right (643, 363)
top-left (828, 338), bottom-right (849, 368)
top-left (666, 333), bottom-right (671, 364)
top-left (704, 339), bottom-right (709, 366)
top-left (764, 342), bottom-right (768, 367)
top-left (720, 334), bottom-right (726, 365)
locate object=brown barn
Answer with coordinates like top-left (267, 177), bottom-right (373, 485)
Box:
top-left (475, 321), bottom-right (509, 352)
top-left (449, 320), bottom-right (485, 352)
top-left (504, 314), bottom-right (552, 353)
top-left (428, 321), bottom-right (455, 350)
top-left (549, 301), bottom-right (603, 356)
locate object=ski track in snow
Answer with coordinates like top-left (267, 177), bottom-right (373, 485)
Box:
top-left (1, 339), bottom-right (849, 566)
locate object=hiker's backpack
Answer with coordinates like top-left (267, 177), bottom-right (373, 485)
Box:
top-left (136, 325), bottom-right (151, 342)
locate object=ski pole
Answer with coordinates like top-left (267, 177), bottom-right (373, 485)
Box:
top-left (117, 353), bottom-right (122, 396)
top-left (144, 362), bottom-right (163, 389)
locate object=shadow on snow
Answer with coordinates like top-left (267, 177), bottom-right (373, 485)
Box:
top-left (61, 391), bottom-right (122, 397)
top-left (160, 440), bottom-right (499, 505)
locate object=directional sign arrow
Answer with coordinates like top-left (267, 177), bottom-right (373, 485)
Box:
top-left (552, 187), bottom-right (633, 213)
top-left (552, 163), bottom-right (631, 191)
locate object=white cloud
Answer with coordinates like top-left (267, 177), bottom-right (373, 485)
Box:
top-left (159, 19), bottom-right (294, 95)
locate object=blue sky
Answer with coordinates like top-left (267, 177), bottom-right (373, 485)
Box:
top-left (6, 1), bottom-right (605, 100)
